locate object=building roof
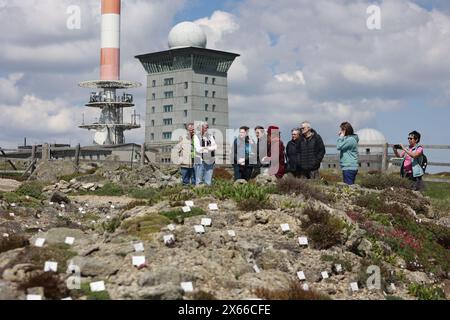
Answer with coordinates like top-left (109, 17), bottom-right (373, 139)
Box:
top-left (135, 47), bottom-right (240, 75)
top-left (356, 128), bottom-right (387, 145)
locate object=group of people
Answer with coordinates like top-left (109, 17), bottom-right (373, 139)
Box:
top-left (174, 121), bottom-right (426, 190)
top-left (231, 122), bottom-right (327, 182)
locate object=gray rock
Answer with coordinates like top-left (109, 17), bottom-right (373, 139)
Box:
top-left (234, 179), bottom-right (248, 186)
top-left (29, 160), bottom-right (77, 183)
top-left (50, 191), bottom-right (71, 205)
top-left (405, 271), bottom-right (433, 285)
top-left (71, 255), bottom-right (122, 277)
top-left (0, 179), bottom-right (22, 193)
top-left (136, 284), bottom-right (183, 300)
top-left (356, 239), bottom-right (373, 257)
top-left (0, 280), bottom-right (19, 300)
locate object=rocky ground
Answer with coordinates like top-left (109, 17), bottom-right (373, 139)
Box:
top-left (0, 161), bottom-right (449, 300)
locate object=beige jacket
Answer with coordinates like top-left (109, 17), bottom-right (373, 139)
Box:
top-left (173, 134), bottom-right (195, 168)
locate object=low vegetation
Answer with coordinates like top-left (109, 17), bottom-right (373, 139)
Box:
top-left (121, 213), bottom-right (172, 241)
top-left (358, 173), bottom-right (411, 190)
top-left (302, 206), bottom-right (347, 250)
top-left (7, 244), bottom-right (77, 274)
top-left (18, 272), bottom-right (70, 300)
top-left (408, 283), bottom-right (446, 300)
top-left (276, 176), bottom-right (333, 204)
top-left (0, 234), bottom-right (30, 254)
top-left (255, 281), bottom-right (331, 300)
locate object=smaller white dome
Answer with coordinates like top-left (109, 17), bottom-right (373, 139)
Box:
top-left (356, 128), bottom-right (387, 154)
top-left (168, 22), bottom-right (207, 49)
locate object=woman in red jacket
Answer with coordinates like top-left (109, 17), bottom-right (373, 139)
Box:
top-left (266, 125), bottom-right (286, 179)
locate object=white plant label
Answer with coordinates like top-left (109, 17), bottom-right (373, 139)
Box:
top-left (194, 225), bottom-right (205, 234)
top-left (65, 237), bottom-right (75, 245)
top-left (35, 238), bottom-right (46, 247)
top-left (90, 281), bottom-right (105, 292)
top-left (134, 243), bottom-right (144, 252)
top-left (44, 261), bottom-right (58, 272)
top-left (201, 218), bottom-right (212, 227)
top-left (181, 282), bottom-right (194, 293)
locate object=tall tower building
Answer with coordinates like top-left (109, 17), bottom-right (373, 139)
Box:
top-left (79, 0), bottom-right (141, 145)
top-left (136, 22), bottom-right (239, 163)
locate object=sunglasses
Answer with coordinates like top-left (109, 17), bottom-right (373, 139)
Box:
top-left (408, 137), bottom-right (414, 140)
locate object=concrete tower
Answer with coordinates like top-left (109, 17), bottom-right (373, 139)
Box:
top-left (136, 21), bottom-right (239, 163)
top-left (79, 0), bottom-right (141, 145)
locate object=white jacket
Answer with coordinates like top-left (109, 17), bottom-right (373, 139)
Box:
top-left (193, 133), bottom-right (217, 165)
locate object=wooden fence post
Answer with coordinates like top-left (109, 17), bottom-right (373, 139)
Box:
top-left (42, 144), bottom-right (49, 162)
top-left (381, 143), bottom-right (389, 172)
top-left (140, 144), bottom-right (145, 166)
top-left (31, 145), bottom-right (36, 160)
top-left (75, 144), bottom-right (81, 167)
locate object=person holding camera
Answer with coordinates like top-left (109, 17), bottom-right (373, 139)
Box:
top-left (393, 130), bottom-right (425, 191)
top-left (337, 122), bottom-right (359, 185)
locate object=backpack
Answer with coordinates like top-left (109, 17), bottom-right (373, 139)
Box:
top-left (418, 153), bottom-right (428, 173)
top-left (400, 146), bottom-right (427, 177)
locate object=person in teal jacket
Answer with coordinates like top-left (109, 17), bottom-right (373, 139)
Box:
top-left (337, 122), bottom-right (359, 185)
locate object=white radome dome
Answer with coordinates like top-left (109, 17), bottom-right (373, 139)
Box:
top-left (356, 128), bottom-right (387, 154)
top-left (168, 21), bottom-right (207, 49)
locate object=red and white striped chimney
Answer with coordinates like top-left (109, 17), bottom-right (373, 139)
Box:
top-left (100, 0), bottom-right (121, 80)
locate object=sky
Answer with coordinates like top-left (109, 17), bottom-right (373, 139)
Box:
top-left (0, 0), bottom-right (449, 168)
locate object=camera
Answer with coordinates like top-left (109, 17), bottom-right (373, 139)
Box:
top-left (394, 144), bottom-right (402, 149)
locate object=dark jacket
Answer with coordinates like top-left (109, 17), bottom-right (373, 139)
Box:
top-left (286, 139), bottom-right (300, 172)
top-left (256, 135), bottom-right (268, 167)
top-left (232, 136), bottom-right (252, 166)
top-left (298, 129), bottom-right (326, 171)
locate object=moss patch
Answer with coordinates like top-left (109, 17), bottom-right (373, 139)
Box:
top-left (121, 213), bottom-right (172, 241)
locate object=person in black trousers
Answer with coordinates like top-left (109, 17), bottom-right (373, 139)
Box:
top-left (286, 128), bottom-right (302, 177)
top-left (297, 121), bottom-right (326, 179)
top-left (231, 126), bottom-right (254, 181)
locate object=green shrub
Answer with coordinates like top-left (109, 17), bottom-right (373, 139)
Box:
top-left (359, 174), bottom-right (410, 190)
top-left (91, 183), bottom-right (125, 196)
top-left (0, 234), bottom-right (30, 254)
top-left (408, 283), bottom-right (446, 300)
top-left (16, 181), bottom-right (46, 199)
top-left (121, 213), bottom-right (172, 241)
top-left (0, 191), bottom-right (42, 209)
top-left (129, 188), bottom-right (160, 201)
top-left (381, 188), bottom-right (430, 216)
top-left (18, 272), bottom-right (70, 300)
top-left (302, 206), bottom-right (346, 250)
top-left (58, 172), bottom-right (85, 182)
top-left (160, 207), bottom-right (205, 223)
top-left (255, 281), bottom-right (331, 300)
top-left (76, 283), bottom-right (111, 300)
top-left (237, 198), bottom-right (274, 212)
top-left (277, 176), bottom-right (333, 204)
top-left (100, 215), bottom-right (123, 234)
top-left (8, 244), bottom-right (77, 273)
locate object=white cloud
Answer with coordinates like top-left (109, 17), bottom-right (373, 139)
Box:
top-left (0, 95), bottom-right (77, 135)
top-left (0, 73), bottom-right (23, 104)
top-left (275, 71), bottom-right (306, 85)
top-left (195, 11), bottom-right (240, 49)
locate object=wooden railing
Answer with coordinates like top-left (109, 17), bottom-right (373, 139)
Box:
top-left (324, 143), bottom-right (450, 171)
